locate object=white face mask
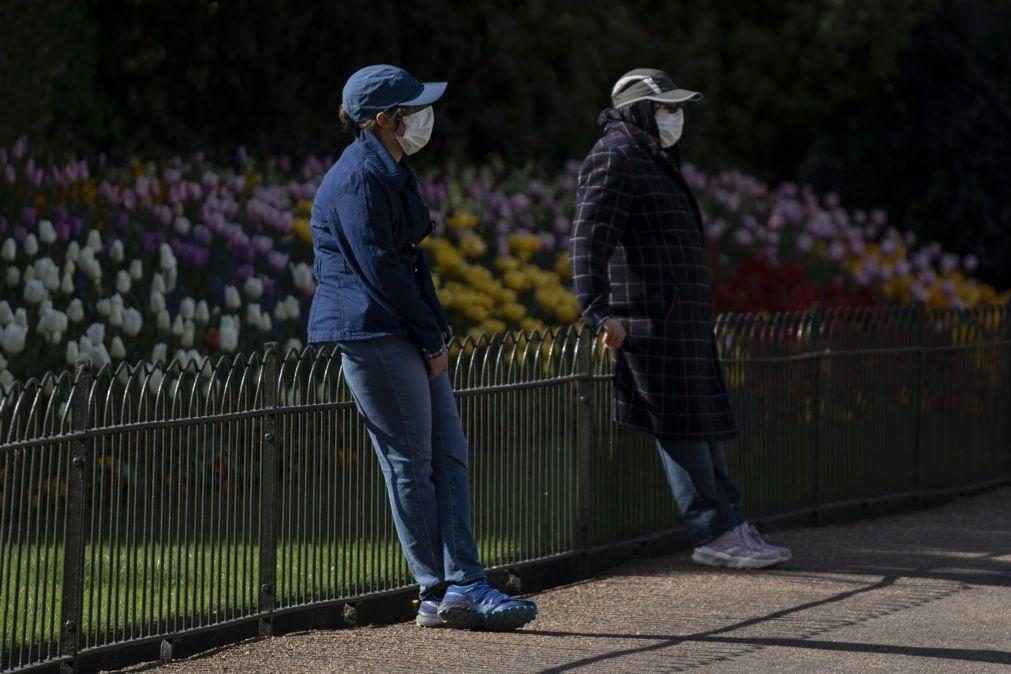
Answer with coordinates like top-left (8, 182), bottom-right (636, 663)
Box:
top-left (396, 107), bottom-right (435, 155)
top-left (655, 108), bottom-right (684, 148)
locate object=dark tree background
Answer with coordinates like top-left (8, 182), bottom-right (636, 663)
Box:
top-left (2, 0), bottom-right (1008, 288)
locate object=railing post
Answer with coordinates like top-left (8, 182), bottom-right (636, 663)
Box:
top-left (258, 343), bottom-right (279, 636)
top-left (1005, 301), bottom-right (1011, 482)
top-left (911, 302), bottom-right (927, 500)
top-left (575, 323), bottom-right (594, 566)
top-left (60, 360), bottom-right (92, 674)
top-left (808, 304), bottom-right (823, 524)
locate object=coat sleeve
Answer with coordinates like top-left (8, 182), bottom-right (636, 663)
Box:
top-left (331, 172), bottom-right (447, 357)
top-left (570, 147), bottom-right (632, 326)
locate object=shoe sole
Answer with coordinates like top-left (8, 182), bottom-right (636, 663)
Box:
top-left (691, 548), bottom-right (781, 569)
top-left (438, 604), bottom-right (537, 632)
top-left (416, 613), bottom-right (445, 628)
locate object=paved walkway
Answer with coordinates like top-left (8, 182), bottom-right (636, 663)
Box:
top-left (127, 488), bottom-right (1011, 673)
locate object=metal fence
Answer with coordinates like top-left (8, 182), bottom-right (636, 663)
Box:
top-left (1, 304), bottom-right (1009, 672)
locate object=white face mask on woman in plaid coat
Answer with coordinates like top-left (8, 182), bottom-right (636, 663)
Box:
top-left (569, 112), bottom-right (738, 441)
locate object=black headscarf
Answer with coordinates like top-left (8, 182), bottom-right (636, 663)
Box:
top-left (597, 100), bottom-right (683, 169)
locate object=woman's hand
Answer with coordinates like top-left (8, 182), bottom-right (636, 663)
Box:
top-left (601, 317), bottom-right (626, 349)
top-left (426, 351), bottom-right (449, 379)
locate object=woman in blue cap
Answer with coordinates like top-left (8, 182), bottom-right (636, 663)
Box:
top-left (307, 64), bottom-right (537, 631)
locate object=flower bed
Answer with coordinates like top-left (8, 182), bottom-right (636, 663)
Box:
top-left (0, 136), bottom-right (1006, 384)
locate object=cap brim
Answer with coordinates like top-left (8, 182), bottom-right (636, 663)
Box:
top-left (653, 88), bottom-right (703, 103)
top-left (402, 81), bottom-right (447, 107)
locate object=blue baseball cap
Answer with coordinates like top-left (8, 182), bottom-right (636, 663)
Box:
top-left (342, 65), bottom-right (447, 123)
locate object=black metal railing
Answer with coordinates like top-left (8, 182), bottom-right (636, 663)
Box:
top-left (1, 304), bottom-right (1009, 672)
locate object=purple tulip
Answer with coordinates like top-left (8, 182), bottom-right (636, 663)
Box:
top-left (20, 206), bottom-right (36, 227)
top-left (154, 204), bottom-right (173, 227)
top-left (0, 215), bottom-right (6, 235)
top-left (55, 221), bottom-right (70, 242)
top-left (267, 250), bottom-right (289, 273)
top-left (12, 136), bottom-right (27, 159)
top-left (252, 235), bottom-right (273, 256)
top-left (112, 211), bottom-right (130, 235)
top-left (261, 277), bottom-right (275, 297)
top-left (69, 216), bottom-right (84, 237)
top-left (5, 165), bottom-right (15, 183)
top-left (0, 147), bottom-right (6, 163)
top-left (14, 225), bottom-right (27, 243)
top-left (141, 232), bottom-right (166, 254)
top-left (236, 264), bottom-right (255, 281)
top-left (963, 255), bottom-right (978, 273)
top-left (233, 241), bottom-right (255, 263)
top-left (279, 156), bottom-right (291, 173)
top-left (733, 228), bottom-right (754, 247)
top-left (192, 225), bottom-right (212, 247)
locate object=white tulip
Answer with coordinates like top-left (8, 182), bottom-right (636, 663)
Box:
top-left (41, 263), bottom-right (60, 292)
top-left (1, 239), bottom-right (15, 261)
top-left (23, 234), bottom-right (39, 257)
top-left (61, 271), bottom-right (74, 294)
top-left (86, 323), bottom-right (105, 345)
top-left (38, 220), bottom-right (57, 245)
top-left (171, 314), bottom-right (184, 336)
top-left (0, 353), bottom-right (6, 371)
top-left (122, 308), bottom-right (143, 337)
top-left (165, 267), bottom-right (177, 291)
top-left (179, 297), bottom-right (195, 320)
top-left (5, 266), bottom-right (20, 287)
top-left (284, 337), bottom-right (303, 354)
top-left (195, 300), bottom-right (209, 325)
top-left (174, 217), bottom-right (191, 236)
top-left (180, 321), bottom-right (195, 348)
top-left (48, 330), bottom-right (62, 345)
top-left (274, 301), bottom-right (289, 321)
top-left (159, 243), bottom-right (177, 270)
top-left (89, 342), bottom-right (111, 366)
top-left (284, 295), bottom-right (301, 321)
top-left (156, 310), bottom-right (170, 331)
top-left (42, 308), bottom-right (67, 334)
top-left (152, 273), bottom-right (167, 294)
top-left (66, 340), bottom-right (80, 365)
top-left (147, 369), bottom-right (164, 395)
top-left (116, 270), bottom-right (131, 294)
top-left (110, 336), bottom-right (126, 360)
top-left (109, 301), bottom-right (123, 327)
top-left (0, 370), bottom-right (13, 388)
top-left (109, 240), bottom-right (124, 262)
top-left (224, 285), bottom-right (241, 309)
top-left (246, 303), bottom-right (262, 329)
top-left (220, 315), bottom-right (239, 352)
top-left (149, 290), bottom-right (166, 313)
top-left (150, 342), bottom-right (167, 363)
top-left (86, 229), bottom-right (102, 250)
top-left (23, 279), bottom-right (47, 304)
top-left (66, 241), bottom-right (80, 262)
top-left (243, 276), bottom-right (263, 299)
top-left (96, 298), bottom-right (111, 316)
top-left (67, 299), bottom-right (84, 322)
top-left (291, 262), bottom-right (314, 293)
top-left (129, 259), bottom-right (143, 281)
top-left (63, 259), bottom-right (75, 275)
top-left (22, 266), bottom-right (35, 282)
top-left (14, 308), bottom-right (27, 326)
top-left (0, 301), bottom-right (12, 325)
top-left (1, 324), bottom-right (28, 354)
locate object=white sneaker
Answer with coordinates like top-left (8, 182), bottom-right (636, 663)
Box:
top-left (745, 523), bottom-right (792, 562)
top-left (691, 524), bottom-right (782, 569)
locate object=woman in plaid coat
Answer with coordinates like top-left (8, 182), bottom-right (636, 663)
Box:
top-left (571, 68), bottom-right (791, 569)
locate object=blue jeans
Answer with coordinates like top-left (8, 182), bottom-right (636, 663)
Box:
top-left (655, 438), bottom-right (745, 546)
top-left (337, 336), bottom-right (485, 597)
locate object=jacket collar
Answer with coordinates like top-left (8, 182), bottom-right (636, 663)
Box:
top-left (605, 120), bottom-right (680, 174)
top-left (354, 131), bottom-right (418, 190)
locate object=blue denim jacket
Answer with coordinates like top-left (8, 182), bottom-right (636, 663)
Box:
top-left (307, 132), bottom-right (451, 356)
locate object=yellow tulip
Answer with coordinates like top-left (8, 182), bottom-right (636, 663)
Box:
top-left (503, 270), bottom-right (531, 291)
top-left (459, 233), bottom-right (488, 258)
top-left (495, 255), bottom-right (521, 272)
top-left (295, 200), bottom-right (313, 217)
top-left (498, 302), bottom-right (527, 321)
top-left (292, 217), bottom-right (312, 244)
top-left (447, 211), bottom-right (479, 229)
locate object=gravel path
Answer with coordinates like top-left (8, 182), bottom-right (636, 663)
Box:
top-left (117, 488), bottom-right (1011, 673)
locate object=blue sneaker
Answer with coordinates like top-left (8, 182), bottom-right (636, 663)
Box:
top-left (437, 579), bottom-right (537, 631)
top-left (416, 597), bottom-right (444, 627)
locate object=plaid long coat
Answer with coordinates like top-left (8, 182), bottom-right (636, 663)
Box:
top-left (571, 120), bottom-right (737, 441)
